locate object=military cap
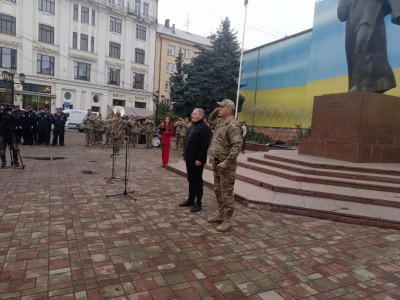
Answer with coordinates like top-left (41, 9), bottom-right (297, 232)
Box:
top-left (217, 99), bottom-right (235, 109)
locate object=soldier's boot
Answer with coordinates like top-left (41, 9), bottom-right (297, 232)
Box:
top-left (1, 161), bottom-right (6, 168)
top-left (13, 161), bottom-right (20, 168)
top-left (216, 216), bottom-right (232, 232)
top-left (207, 212), bottom-right (224, 224)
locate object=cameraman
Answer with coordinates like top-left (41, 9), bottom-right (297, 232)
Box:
top-left (0, 106), bottom-right (20, 168)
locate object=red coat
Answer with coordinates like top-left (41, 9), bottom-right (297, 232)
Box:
top-left (159, 124), bottom-right (173, 145)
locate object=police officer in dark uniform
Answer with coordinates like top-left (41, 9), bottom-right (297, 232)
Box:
top-left (45, 108), bottom-right (52, 145)
top-left (36, 107), bottom-right (51, 145)
top-left (20, 106), bottom-right (34, 145)
top-left (0, 105), bottom-right (20, 168)
top-left (52, 109), bottom-right (66, 146)
top-left (29, 107), bottom-right (38, 144)
top-left (11, 105), bottom-right (22, 144)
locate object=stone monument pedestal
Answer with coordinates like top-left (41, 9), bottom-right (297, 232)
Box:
top-left (299, 92), bottom-right (400, 163)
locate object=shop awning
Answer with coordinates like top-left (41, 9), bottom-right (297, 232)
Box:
top-left (107, 105), bottom-right (153, 118)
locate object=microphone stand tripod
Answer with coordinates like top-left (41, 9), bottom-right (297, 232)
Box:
top-left (104, 133), bottom-right (121, 182)
top-left (106, 130), bottom-right (136, 200)
top-left (9, 135), bottom-right (25, 169)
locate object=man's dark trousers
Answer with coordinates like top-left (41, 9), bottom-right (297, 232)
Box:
top-left (186, 160), bottom-right (205, 204)
top-left (52, 127), bottom-right (65, 145)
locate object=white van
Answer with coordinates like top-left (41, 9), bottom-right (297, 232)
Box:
top-left (63, 109), bottom-right (87, 131)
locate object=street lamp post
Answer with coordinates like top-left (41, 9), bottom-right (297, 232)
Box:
top-left (2, 66), bottom-right (25, 105)
top-left (152, 90), bottom-right (159, 126)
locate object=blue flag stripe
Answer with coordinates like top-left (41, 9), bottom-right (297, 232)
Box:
top-left (244, 0), bottom-right (248, 5)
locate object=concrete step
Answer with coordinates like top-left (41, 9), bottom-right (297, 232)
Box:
top-left (264, 150), bottom-right (400, 176)
top-left (166, 160), bottom-right (400, 229)
top-left (204, 164), bottom-right (400, 208)
top-left (237, 156), bottom-right (400, 193)
top-left (246, 152), bottom-right (400, 185)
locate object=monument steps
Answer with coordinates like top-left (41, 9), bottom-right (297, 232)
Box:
top-left (203, 164), bottom-right (400, 207)
top-left (238, 157), bottom-right (400, 192)
top-left (263, 153), bottom-right (400, 176)
top-left (166, 150), bottom-right (400, 229)
top-left (247, 155), bottom-right (400, 184)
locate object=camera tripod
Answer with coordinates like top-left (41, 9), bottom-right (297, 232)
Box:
top-left (7, 136), bottom-right (25, 169)
top-left (106, 131), bottom-right (136, 200)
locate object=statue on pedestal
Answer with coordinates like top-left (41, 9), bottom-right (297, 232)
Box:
top-left (338, 0), bottom-right (400, 93)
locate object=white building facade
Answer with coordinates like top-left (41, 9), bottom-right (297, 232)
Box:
top-left (0, 0), bottom-right (158, 115)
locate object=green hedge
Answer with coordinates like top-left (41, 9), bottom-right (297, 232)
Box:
top-left (246, 130), bottom-right (273, 144)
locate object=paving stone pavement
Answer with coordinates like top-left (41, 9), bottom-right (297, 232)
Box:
top-left (1, 130), bottom-right (400, 300)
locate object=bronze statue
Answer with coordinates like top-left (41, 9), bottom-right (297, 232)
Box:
top-left (338, 0), bottom-right (400, 93)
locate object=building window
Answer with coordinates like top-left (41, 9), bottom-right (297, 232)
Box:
top-left (39, 0), bottom-right (55, 14)
top-left (113, 99), bottom-right (125, 107)
top-left (166, 63), bottom-right (174, 73)
top-left (74, 61), bottom-right (91, 81)
top-left (5, 0), bottom-right (16, 2)
top-left (80, 34), bottom-right (88, 51)
top-left (91, 36), bottom-right (94, 53)
top-left (108, 68), bottom-right (120, 85)
top-left (167, 45), bottom-right (175, 56)
top-left (0, 14), bottom-right (16, 36)
top-left (81, 6), bottom-right (89, 23)
top-left (143, 2), bottom-right (149, 15)
top-left (136, 25), bottom-right (146, 40)
top-left (92, 9), bottom-right (95, 25)
top-left (135, 48), bottom-right (145, 64)
top-left (110, 16), bottom-right (122, 33)
top-left (109, 42), bottom-right (121, 59)
top-left (108, 0), bottom-right (115, 3)
top-left (38, 24), bottom-right (54, 44)
top-left (165, 81), bottom-right (171, 91)
top-left (91, 106), bottom-right (100, 113)
top-left (72, 32), bottom-right (77, 49)
top-left (135, 102), bottom-right (146, 109)
top-left (182, 48), bottom-right (189, 59)
top-left (133, 73), bottom-right (144, 89)
top-left (134, 0), bottom-right (141, 13)
top-left (37, 54), bottom-right (55, 75)
top-left (73, 4), bottom-right (78, 20)
top-left (0, 47), bottom-right (17, 68)
top-left (118, 0), bottom-right (124, 6)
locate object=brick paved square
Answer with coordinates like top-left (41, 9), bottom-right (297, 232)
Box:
top-left (0, 131), bottom-right (400, 299)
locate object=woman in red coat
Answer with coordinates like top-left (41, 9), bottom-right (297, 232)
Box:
top-left (159, 116), bottom-right (174, 167)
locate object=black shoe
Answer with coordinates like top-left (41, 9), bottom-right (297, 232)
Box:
top-left (60, 144), bottom-right (65, 146)
top-left (45, 143), bottom-right (49, 146)
top-left (179, 200), bottom-right (194, 207)
top-left (13, 162), bottom-right (20, 167)
top-left (1, 162), bottom-right (5, 168)
top-left (190, 203), bottom-right (202, 212)
top-left (51, 144), bottom-right (56, 146)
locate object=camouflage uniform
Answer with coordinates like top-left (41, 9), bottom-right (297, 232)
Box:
top-left (130, 120), bottom-right (139, 146)
top-left (208, 100), bottom-right (242, 231)
top-left (174, 120), bottom-right (183, 150)
top-left (83, 113), bottom-right (95, 146)
top-left (105, 117), bottom-right (130, 154)
top-left (145, 118), bottom-right (155, 148)
top-left (180, 119), bottom-right (191, 154)
top-left (104, 114), bottom-right (113, 147)
top-left (93, 116), bottom-right (102, 145)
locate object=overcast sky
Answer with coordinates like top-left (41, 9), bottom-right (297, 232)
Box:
top-left (158, 0), bottom-right (317, 50)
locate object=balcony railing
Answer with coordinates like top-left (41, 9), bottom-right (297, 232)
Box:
top-left (91, 0), bottom-right (157, 23)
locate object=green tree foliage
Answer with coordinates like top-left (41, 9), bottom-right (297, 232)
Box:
top-left (156, 103), bottom-right (178, 126)
top-left (171, 18), bottom-right (245, 117)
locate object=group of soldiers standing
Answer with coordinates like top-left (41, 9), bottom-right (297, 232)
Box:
top-left (81, 110), bottom-right (211, 154)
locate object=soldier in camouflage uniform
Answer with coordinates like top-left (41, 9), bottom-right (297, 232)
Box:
top-left (129, 116), bottom-right (139, 146)
top-left (174, 118), bottom-right (183, 150)
top-left (104, 114), bottom-right (114, 147)
top-left (104, 112), bottom-right (131, 154)
top-left (208, 99), bottom-right (242, 232)
top-left (144, 116), bottom-right (155, 148)
top-left (83, 109), bottom-right (95, 146)
top-left (93, 114), bottom-right (102, 145)
top-left (180, 117), bottom-right (191, 154)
